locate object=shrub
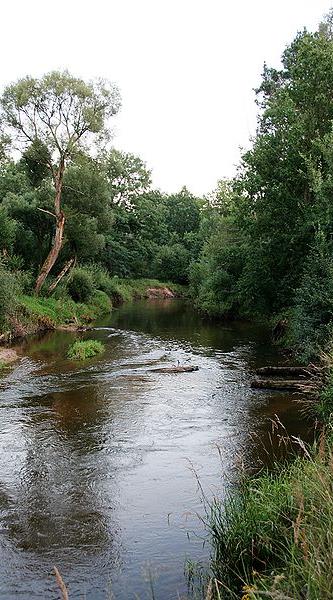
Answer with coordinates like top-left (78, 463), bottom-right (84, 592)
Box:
top-left (67, 339), bottom-right (105, 360)
top-left (289, 232), bottom-right (333, 360)
top-left (0, 261), bottom-right (22, 326)
top-left (67, 267), bottom-right (94, 302)
top-left (153, 243), bottom-right (190, 284)
top-left (84, 263), bottom-right (115, 297)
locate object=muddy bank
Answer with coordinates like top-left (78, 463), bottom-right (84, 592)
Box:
top-left (145, 286), bottom-right (175, 299)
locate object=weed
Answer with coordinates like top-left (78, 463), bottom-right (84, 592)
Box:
top-left (67, 339), bottom-right (105, 360)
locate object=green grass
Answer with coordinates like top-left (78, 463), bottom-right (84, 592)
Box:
top-left (1, 275), bottom-right (185, 339)
top-left (18, 291), bottom-right (111, 328)
top-left (209, 431), bottom-right (333, 599)
top-left (107, 277), bottom-right (187, 304)
top-left (67, 339), bottom-right (105, 360)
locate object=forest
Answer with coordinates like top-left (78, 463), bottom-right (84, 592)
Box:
top-left (1, 11), bottom-right (333, 600)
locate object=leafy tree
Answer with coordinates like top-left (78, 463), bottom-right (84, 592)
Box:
top-left (290, 231), bottom-right (333, 359)
top-left (101, 148), bottom-right (151, 207)
top-left (166, 187), bottom-right (201, 238)
top-left (0, 71), bottom-right (120, 293)
top-left (153, 243), bottom-right (190, 284)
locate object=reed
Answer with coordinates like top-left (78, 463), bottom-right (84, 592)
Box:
top-left (208, 427), bottom-right (333, 599)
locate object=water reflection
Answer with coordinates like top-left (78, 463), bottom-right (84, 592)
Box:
top-left (0, 299), bottom-right (312, 599)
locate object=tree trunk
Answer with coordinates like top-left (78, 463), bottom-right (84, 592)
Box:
top-left (35, 159), bottom-right (65, 295)
top-left (255, 366), bottom-right (313, 378)
top-left (251, 379), bottom-right (312, 391)
top-left (47, 257), bottom-right (75, 295)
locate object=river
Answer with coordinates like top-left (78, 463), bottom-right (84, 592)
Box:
top-left (0, 299), bottom-right (312, 599)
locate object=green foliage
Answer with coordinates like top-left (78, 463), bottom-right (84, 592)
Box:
top-left (19, 290), bottom-right (111, 327)
top-left (289, 232), bottom-right (333, 360)
top-left (0, 261), bottom-right (22, 326)
top-left (318, 372), bottom-right (333, 422)
top-left (189, 190), bottom-right (245, 317)
top-left (0, 70), bottom-right (121, 292)
top-left (153, 243), bottom-right (190, 284)
top-left (101, 148), bottom-right (151, 206)
top-left (0, 206), bottom-right (17, 252)
top-left (189, 18), bottom-right (333, 366)
top-left (0, 71), bottom-right (121, 156)
top-left (67, 267), bottom-right (94, 302)
top-left (166, 187), bottom-right (201, 237)
top-left (21, 139), bottom-right (51, 187)
top-left (67, 339), bottom-right (105, 360)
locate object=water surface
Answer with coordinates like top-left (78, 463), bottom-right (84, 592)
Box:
top-left (0, 300), bottom-right (312, 599)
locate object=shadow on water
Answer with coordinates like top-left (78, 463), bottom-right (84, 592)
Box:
top-left (0, 299), bottom-right (314, 599)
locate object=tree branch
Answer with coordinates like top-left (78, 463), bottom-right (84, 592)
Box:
top-left (37, 207), bottom-right (57, 219)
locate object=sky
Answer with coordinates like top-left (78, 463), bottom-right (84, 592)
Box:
top-left (1, 0), bottom-right (333, 195)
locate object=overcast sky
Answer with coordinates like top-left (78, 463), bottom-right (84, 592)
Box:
top-left (1, 0), bottom-right (333, 195)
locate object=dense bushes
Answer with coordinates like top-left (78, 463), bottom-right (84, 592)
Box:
top-left (153, 243), bottom-right (190, 284)
top-left (67, 267), bottom-right (95, 302)
top-left (289, 233), bottom-right (333, 361)
top-left (0, 261), bottom-right (21, 327)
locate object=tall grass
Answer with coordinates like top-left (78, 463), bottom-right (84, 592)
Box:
top-left (209, 429), bottom-right (333, 599)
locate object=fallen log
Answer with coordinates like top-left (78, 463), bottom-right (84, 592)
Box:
top-left (149, 365), bottom-right (199, 373)
top-left (251, 378), bottom-right (312, 391)
top-left (256, 366), bottom-right (312, 378)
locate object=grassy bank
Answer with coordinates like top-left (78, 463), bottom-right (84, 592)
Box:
top-left (208, 377), bottom-right (333, 599)
top-left (5, 291), bottom-right (112, 339)
top-left (1, 275), bottom-right (187, 341)
top-left (105, 277), bottom-right (187, 304)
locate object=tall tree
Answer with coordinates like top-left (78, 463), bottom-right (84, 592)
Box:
top-left (0, 71), bottom-right (120, 293)
top-left (101, 149), bottom-right (151, 207)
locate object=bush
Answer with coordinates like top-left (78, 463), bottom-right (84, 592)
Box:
top-left (84, 263), bottom-right (115, 297)
top-left (189, 226), bottom-right (244, 318)
top-left (153, 243), bottom-right (190, 284)
top-left (289, 232), bottom-right (333, 360)
top-left (67, 267), bottom-right (94, 302)
top-left (0, 262), bottom-right (22, 326)
top-left (67, 339), bottom-right (105, 360)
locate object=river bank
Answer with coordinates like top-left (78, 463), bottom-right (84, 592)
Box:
top-left (209, 428), bottom-right (333, 599)
top-left (207, 362), bottom-right (333, 599)
top-left (0, 278), bottom-right (186, 350)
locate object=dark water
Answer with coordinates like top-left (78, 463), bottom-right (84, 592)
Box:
top-left (0, 300), bottom-right (312, 599)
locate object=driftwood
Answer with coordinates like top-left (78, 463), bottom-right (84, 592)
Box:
top-left (53, 566), bottom-right (69, 600)
top-left (48, 257), bottom-right (75, 295)
top-left (255, 366), bottom-right (312, 378)
top-left (149, 365), bottom-right (199, 373)
top-left (251, 378), bottom-right (312, 391)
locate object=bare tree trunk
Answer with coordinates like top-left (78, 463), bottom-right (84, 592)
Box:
top-left (35, 158), bottom-right (65, 295)
top-left (47, 257), bottom-right (75, 295)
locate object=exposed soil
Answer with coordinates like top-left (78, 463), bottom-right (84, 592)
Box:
top-left (0, 348), bottom-right (19, 365)
top-left (146, 287), bottom-right (175, 299)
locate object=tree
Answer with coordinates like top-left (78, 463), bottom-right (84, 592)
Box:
top-left (0, 71), bottom-right (120, 293)
top-left (101, 148), bottom-right (151, 207)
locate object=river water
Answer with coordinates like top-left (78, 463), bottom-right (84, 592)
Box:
top-left (0, 299), bottom-right (312, 599)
